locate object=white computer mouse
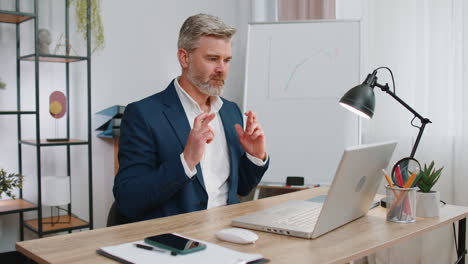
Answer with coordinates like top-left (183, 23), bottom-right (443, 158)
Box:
top-left (215, 228), bottom-right (259, 244)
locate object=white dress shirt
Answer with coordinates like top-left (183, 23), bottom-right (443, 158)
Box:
top-left (174, 78), bottom-right (266, 208)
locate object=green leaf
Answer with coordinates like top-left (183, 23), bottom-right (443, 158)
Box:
top-left (417, 161), bottom-right (443, 193)
top-left (0, 168), bottom-right (24, 199)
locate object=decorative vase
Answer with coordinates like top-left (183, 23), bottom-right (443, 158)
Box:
top-left (416, 190), bottom-right (440, 217)
top-left (38, 28), bottom-right (51, 54)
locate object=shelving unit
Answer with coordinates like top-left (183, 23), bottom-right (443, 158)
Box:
top-left (0, 0), bottom-right (93, 239)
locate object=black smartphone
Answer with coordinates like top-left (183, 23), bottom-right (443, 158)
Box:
top-left (144, 233), bottom-right (206, 255)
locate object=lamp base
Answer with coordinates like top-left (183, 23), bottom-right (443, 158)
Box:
top-left (43, 206), bottom-right (72, 226)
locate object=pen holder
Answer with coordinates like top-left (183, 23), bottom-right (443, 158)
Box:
top-left (385, 185), bottom-right (417, 223)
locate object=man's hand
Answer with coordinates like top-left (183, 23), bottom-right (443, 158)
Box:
top-left (183, 112), bottom-right (216, 170)
top-left (235, 111), bottom-right (267, 160)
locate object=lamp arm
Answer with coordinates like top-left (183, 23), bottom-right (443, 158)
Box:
top-left (376, 83), bottom-right (425, 121)
top-left (376, 83), bottom-right (432, 158)
top-left (411, 122), bottom-right (428, 158)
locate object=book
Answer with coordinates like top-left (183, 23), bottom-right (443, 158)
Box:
top-left (94, 105), bottom-right (125, 139)
top-left (97, 128), bottom-right (121, 138)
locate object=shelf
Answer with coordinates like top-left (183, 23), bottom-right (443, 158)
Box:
top-left (24, 215), bottom-right (89, 235)
top-left (20, 139), bottom-right (89, 147)
top-left (20, 54), bottom-right (88, 63)
top-left (0, 111), bottom-right (36, 115)
top-left (0, 10), bottom-right (34, 24)
top-left (0, 199), bottom-right (37, 215)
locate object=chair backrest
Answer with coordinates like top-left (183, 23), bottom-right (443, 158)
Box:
top-left (107, 201), bottom-right (130, 227)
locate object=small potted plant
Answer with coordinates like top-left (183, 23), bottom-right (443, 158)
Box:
top-left (0, 168), bottom-right (24, 200)
top-left (0, 169), bottom-right (23, 237)
top-left (416, 161), bottom-right (443, 217)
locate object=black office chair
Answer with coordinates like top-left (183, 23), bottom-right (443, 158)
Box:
top-left (107, 201), bottom-right (130, 227)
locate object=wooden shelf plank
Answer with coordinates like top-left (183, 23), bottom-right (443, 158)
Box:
top-left (20, 54), bottom-right (87, 63)
top-left (0, 199), bottom-right (37, 215)
top-left (24, 215), bottom-right (89, 234)
top-left (0, 10), bottom-right (34, 24)
top-left (20, 139), bottom-right (88, 146)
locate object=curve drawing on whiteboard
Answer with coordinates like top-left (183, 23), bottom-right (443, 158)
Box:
top-left (283, 48), bottom-right (340, 93)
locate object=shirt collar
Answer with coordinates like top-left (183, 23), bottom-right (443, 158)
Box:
top-left (174, 77), bottom-right (223, 114)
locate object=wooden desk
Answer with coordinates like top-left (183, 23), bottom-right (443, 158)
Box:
top-left (16, 188), bottom-right (467, 264)
top-left (253, 182), bottom-right (319, 200)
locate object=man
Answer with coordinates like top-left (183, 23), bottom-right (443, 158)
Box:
top-left (113, 14), bottom-right (269, 222)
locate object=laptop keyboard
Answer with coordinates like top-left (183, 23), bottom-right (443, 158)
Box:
top-left (274, 204), bottom-right (322, 227)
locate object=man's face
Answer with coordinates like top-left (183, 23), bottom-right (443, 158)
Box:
top-left (186, 36), bottom-right (232, 96)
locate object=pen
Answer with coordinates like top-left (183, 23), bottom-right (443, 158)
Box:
top-left (134, 243), bottom-right (178, 256)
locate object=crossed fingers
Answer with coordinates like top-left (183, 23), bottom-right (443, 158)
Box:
top-left (193, 112), bottom-right (216, 144)
top-left (244, 111), bottom-right (263, 140)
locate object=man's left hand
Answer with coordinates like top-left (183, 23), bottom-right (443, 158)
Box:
top-left (235, 111), bottom-right (267, 161)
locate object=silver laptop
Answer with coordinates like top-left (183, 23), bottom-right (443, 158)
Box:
top-left (232, 141), bottom-right (397, 239)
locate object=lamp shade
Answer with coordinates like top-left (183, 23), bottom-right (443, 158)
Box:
top-left (339, 83), bottom-right (375, 119)
top-left (42, 176), bottom-right (70, 206)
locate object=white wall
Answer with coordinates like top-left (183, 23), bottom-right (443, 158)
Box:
top-left (0, 0), bottom-right (251, 252)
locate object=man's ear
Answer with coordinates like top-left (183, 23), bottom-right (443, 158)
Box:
top-left (177, 48), bottom-right (190, 69)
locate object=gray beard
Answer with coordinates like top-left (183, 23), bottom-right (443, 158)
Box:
top-left (198, 81), bottom-right (224, 96)
top-left (187, 72), bottom-right (224, 96)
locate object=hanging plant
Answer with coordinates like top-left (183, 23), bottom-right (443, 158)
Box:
top-left (70, 0), bottom-right (105, 53)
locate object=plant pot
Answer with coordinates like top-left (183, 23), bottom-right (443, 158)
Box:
top-left (416, 190), bottom-right (440, 217)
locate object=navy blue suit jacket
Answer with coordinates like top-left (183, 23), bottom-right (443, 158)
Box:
top-left (113, 80), bottom-right (269, 222)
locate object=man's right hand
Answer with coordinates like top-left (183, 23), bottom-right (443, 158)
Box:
top-left (183, 112), bottom-right (216, 170)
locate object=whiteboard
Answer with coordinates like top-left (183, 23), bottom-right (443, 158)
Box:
top-left (243, 20), bottom-right (361, 185)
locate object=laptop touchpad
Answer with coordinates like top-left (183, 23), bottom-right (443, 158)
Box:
top-left (306, 195), bottom-right (327, 204)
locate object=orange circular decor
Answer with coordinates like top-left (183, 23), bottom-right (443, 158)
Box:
top-left (49, 91), bottom-right (66, 119)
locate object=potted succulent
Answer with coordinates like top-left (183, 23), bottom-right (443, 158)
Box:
top-left (416, 161), bottom-right (443, 217)
top-left (0, 168), bottom-right (24, 200)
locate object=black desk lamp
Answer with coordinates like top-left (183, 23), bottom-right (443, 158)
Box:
top-left (339, 67), bottom-right (432, 158)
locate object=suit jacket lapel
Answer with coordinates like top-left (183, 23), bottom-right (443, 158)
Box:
top-left (161, 81), bottom-right (206, 191)
top-left (162, 82), bottom-right (191, 148)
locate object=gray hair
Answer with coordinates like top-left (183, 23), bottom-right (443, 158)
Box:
top-left (178, 13), bottom-right (236, 51)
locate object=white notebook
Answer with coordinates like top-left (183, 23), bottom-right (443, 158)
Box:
top-left (97, 233), bottom-right (266, 264)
